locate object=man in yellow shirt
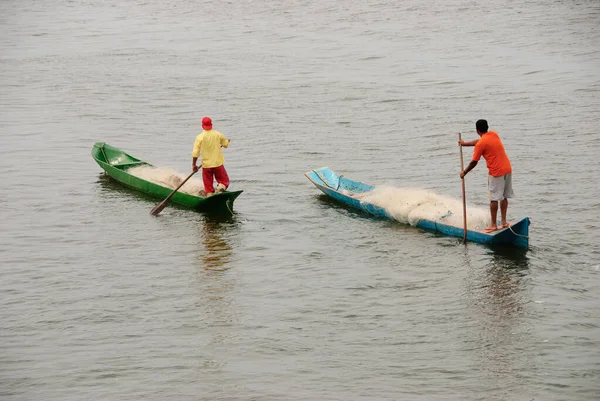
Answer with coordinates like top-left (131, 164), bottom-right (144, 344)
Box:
top-left (192, 117), bottom-right (231, 195)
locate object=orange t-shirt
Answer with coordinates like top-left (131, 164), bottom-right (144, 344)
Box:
top-left (472, 131), bottom-right (512, 177)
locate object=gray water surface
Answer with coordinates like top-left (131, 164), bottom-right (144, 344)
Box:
top-left (1, 0), bottom-right (599, 400)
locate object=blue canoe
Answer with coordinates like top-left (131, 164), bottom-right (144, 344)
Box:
top-left (305, 167), bottom-right (530, 249)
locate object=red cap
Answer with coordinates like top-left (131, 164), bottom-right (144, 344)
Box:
top-left (202, 117), bottom-right (212, 130)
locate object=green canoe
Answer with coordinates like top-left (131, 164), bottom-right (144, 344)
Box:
top-left (92, 142), bottom-right (243, 213)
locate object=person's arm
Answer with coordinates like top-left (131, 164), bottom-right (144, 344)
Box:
top-left (458, 139), bottom-right (479, 147)
top-left (220, 134), bottom-right (230, 148)
top-left (460, 141), bottom-right (483, 178)
top-left (192, 136), bottom-right (202, 172)
top-left (460, 160), bottom-right (478, 178)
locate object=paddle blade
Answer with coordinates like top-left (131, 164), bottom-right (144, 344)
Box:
top-left (150, 200), bottom-right (168, 216)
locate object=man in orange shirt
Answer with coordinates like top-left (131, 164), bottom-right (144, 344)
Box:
top-left (459, 119), bottom-right (513, 233)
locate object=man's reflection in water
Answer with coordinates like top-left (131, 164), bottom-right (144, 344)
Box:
top-left (463, 246), bottom-right (532, 393)
top-left (199, 214), bottom-right (237, 270)
top-left (193, 214), bottom-right (241, 378)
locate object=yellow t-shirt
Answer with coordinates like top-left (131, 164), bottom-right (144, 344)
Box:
top-left (191, 130), bottom-right (230, 168)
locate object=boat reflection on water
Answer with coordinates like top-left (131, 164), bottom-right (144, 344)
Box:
top-left (192, 213), bottom-right (243, 375)
top-left (197, 214), bottom-right (240, 271)
top-left (480, 246), bottom-right (530, 323)
top-left (462, 246), bottom-right (533, 394)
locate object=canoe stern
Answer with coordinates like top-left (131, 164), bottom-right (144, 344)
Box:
top-left (489, 217), bottom-right (530, 249)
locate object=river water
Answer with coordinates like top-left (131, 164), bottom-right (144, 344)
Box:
top-left (1, 0), bottom-right (599, 400)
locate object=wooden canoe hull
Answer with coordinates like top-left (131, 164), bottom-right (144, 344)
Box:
top-left (92, 142), bottom-right (242, 213)
top-left (305, 167), bottom-right (529, 249)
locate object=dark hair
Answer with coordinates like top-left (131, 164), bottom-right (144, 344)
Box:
top-left (476, 119), bottom-right (488, 133)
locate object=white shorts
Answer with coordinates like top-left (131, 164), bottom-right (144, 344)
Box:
top-left (488, 174), bottom-right (514, 201)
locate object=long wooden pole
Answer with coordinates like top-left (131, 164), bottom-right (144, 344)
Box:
top-left (458, 133), bottom-right (467, 243)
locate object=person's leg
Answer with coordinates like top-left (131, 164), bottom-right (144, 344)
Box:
top-left (202, 167), bottom-right (215, 194)
top-left (485, 201), bottom-right (499, 233)
top-left (485, 174), bottom-right (504, 233)
top-left (500, 174), bottom-right (514, 228)
top-left (500, 199), bottom-right (509, 227)
top-left (214, 165), bottom-right (230, 192)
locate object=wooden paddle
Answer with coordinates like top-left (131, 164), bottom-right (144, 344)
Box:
top-left (150, 170), bottom-right (197, 216)
top-left (458, 133), bottom-right (468, 243)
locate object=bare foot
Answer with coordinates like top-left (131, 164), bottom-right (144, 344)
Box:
top-left (501, 222), bottom-right (511, 229)
top-left (483, 225), bottom-right (499, 233)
